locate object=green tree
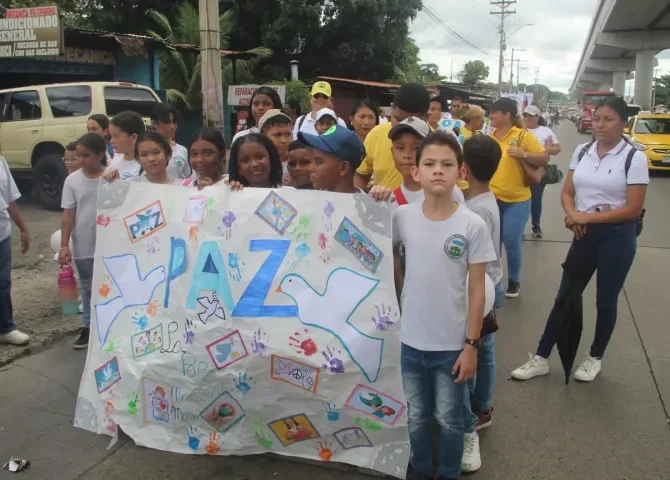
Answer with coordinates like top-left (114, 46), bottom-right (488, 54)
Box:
top-left (268, 79), bottom-right (311, 114)
top-left (392, 37), bottom-right (421, 83)
top-left (457, 60), bottom-right (490, 86)
top-left (654, 74), bottom-right (670, 106)
top-left (147, 4), bottom-right (272, 109)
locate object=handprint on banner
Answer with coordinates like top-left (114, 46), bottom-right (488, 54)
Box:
top-left (184, 319), bottom-right (195, 345)
top-left (127, 391), bottom-right (138, 415)
top-left (188, 226), bottom-right (199, 249)
top-left (324, 402), bottom-right (340, 421)
top-left (186, 426), bottom-right (201, 451)
top-left (145, 237), bottom-right (161, 256)
top-left (103, 340), bottom-right (121, 354)
top-left (323, 201), bottom-right (334, 232)
top-left (205, 432), bottom-right (221, 455)
top-left (227, 253), bottom-right (244, 281)
top-left (220, 211), bottom-right (237, 239)
top-left (251, 328), bottom-right (269, 357)
top-left (290, 214), bottom-right (312, 242)
top-left (371, 303), bottom-right (398, 332)
top-left (98, 274), bottom-right (111, 298)
top-left (146, 300), bottom-right (161, 318)
top-left (317, 440), bottom-right (337, 461)
top-left (354, 417), bottom-right (382, 431)
top-left (290, 243), bottom-right (310, 270)
top-left (321, 345), bottom-right (345, 374)
top-left (131, 313), bottom-right (149, 331)
top-left (251, 416), bottom-right (273, 448)
top-left (289, 329), bottom-right (318, 356)
top-left (317, 233), bottom-right (330, 263)
top-left (234, 371), bottom-right (254, 395)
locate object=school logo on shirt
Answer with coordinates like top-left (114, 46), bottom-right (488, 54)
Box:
top-left (173, 156), bottom-right (185, 167)
top-left (508, 139), bottom-right (518, 146)
top-left (444, 234), bottom-right (468, 259)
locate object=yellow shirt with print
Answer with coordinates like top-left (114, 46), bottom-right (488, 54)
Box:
top-left (357, 122), bottom-right (469, 192)
top-left (461, 126), bottom-right (475, 140)
top-left (489, 126), bottom-right (546, 203)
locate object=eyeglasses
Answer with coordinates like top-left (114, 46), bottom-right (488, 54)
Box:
top-left (62, 156), bottom-right (79, 164)
top-left (313, 94), bottom-right (329, 100)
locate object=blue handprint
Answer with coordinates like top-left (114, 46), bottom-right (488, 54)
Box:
top-left (234, 371), bottom-right (253, 395)
top-left (228, 253), bottom-right (243, 281)
top-left (324, 402), bottom-right (340, 421)
top-left (186, 426), bottom-right (200, 451)
top-left (132, 313), bottom-right (149, 330)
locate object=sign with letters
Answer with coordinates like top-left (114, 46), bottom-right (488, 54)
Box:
top-left (0, 6), bottom-right (63, 58)
top-left (227, 84), bottom-right (286, 106)
top-left (75, 182), bottom-right (408, 477)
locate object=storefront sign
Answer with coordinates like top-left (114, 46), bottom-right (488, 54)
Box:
top-left (0, 6), bottom-right (63, 58)
top-left (227, 85), bottom-right (286, 106)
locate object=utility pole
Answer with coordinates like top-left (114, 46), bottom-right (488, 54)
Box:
top-left (534, 66), bottom-right (539, 86)
top-left (450, 60), bottom-right (454, 83)
top-left (199, 0), bottom-right (224, 133)
top-left (518, 65), bottom-right (529, 87)
top-left (490, 0), bottom-right (516, 97)
top-left (510, 48), bottom-right (525, 87)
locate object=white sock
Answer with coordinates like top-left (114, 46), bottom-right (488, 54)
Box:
top-left (534, 355), bottom-right (548, 364)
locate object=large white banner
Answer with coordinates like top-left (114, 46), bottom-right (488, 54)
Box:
top-left (74, 182), bottom-right (408, 477)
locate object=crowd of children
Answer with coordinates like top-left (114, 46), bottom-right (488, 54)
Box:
top-left (0, 82), bottom-right (510, 479)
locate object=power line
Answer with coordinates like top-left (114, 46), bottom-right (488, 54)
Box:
top-left (463, 0), bottom-right (497, 27)
top-left (490, 0), bottom-right (517, 96)
top-left (422, 5), bottom-right (489, 56)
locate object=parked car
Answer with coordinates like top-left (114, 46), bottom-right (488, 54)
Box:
top-left (0, 82), bottom-right (161, 210)
top-left (624, 113), bottom-right (670, 171)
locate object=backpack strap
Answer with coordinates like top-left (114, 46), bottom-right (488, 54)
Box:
top-left (393, 187), bottom-right (408, 205)
top-left (577, 141), bottom-right (595, 164)
top-left (298, 114), bottom-right (307, 131)
top-left (624, 145), bottom-right (636, 177)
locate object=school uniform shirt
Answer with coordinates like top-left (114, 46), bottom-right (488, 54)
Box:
top-left (356, 122), bottom-right (403, 190)
top-left (528, 126), bottom-right (558, 148)
top-left (167, 143), bottom-right (192, 179)
top-left (489, 126), bottom-right (547, 203)
top-left (466, 191), bottom-right (503, 286)
top-left (129, 174), bottom-right (183, 185)
top-left (107, 155), bottom-right (141, 180)
top-left (392, 183), bottom-right (465, 206)
top-left (569, 140), bottom-right (649, 213)
top-left (0, 156), bottom-right (20, 242)
top-left (392, 203), bottom-right (497, 351)
top-left (292, 114), bottom-right (348, 140)
top-left (61, 170), bottom-right (102, 260)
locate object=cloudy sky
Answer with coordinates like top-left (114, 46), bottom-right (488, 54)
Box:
top-left (410, 0), bottom-right (670, 94)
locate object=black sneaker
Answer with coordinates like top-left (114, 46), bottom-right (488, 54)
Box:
top-left (532, 226), bottom-right (543, 238)
top-left (505, 280), bottom-right (521, 298)
top-left (73, 328), bottom-right (89, 350)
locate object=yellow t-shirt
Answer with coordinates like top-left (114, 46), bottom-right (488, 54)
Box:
top-left (461, 126), bottom-right (475, 140)
top-left (489, 126), bottom-right (546, 203)
top-left (356, 123), bottom-right (403, 190)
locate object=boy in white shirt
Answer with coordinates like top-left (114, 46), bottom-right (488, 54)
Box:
top-left (393, 131), bottom-right (496, 480)
top-left (460, 135), bottom-right (504, 473)
top-left (0, 156), bottom-right (31, 346)
top-left (151, 103), bottom-right (192, 179)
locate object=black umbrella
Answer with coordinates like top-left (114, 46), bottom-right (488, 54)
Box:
top-left (553, 239), bottom-right (595, 384)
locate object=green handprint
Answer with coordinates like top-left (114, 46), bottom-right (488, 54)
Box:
top-left (128, 391), bottom-right (139, 415)
top-left (103, 340), bottom-right (121, 354)
top-left (290, 214), bottom-right (312, 242)
top-left (252, 419), bottom-right (273, 448)
top-left (206, 197), bottom-right (216, 217)
top-left (354, 417), bottom-right (382, 431)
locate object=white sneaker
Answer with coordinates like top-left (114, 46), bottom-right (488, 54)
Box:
top-left (573, 356), bottom-right (601, 382)
top-left (461, 432), bottom-right (481, 472)
top-left (0, 330), bottom-right (30, 346)
top-left (511, 354), bottom-right (549, 380)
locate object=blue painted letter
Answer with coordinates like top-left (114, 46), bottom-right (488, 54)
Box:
top-left (186, 241), bottom-right (234, 311)
top-left (164, 237), bottom-right (187, 308)
top-left (232, 239), bottom-right (298, 318)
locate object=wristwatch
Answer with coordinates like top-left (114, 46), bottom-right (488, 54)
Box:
top-left (465, 338), bottom-right (481, 349)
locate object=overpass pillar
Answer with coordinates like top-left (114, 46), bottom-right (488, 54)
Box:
top-left (613, 71), bottom-right (627, 96)
top-left (634, 50), bottom-right (655, 109)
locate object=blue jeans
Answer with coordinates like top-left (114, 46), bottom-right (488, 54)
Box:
top-left (530, 183), bottom-right (546, 228)
top-left (401, 344), bottom-right (466, 479)
top-left (0, 236), bottom-right (15, 335)
top-left (465, 333), bottom-right (496, 433)
top-left (498, 199), bottom-right (531, 283)
top-left (537, 222), bottom-right (636, 359)
top-left (494, 281), bottom-right (504, 310)
top-left (74, 258), bottom-right (94, 328)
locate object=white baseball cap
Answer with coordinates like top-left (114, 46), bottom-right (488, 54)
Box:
top-left (315, 108), bottom-right (337, 122)
top-left (523, 105), bottom-right (542, 117)
top-left (388, 116), bottom-right (430, 139)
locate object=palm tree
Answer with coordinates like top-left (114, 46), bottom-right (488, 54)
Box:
top-left (147, 4), bottom-right (272, 109)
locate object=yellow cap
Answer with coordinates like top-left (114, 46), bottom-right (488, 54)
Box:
top-left (311, 81), bottom-right (332, 98)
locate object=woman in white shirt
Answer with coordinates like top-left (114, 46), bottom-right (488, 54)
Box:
top-left (522, 105), bottom-right (562, 238)
top-left (512, 96), bottom-right (648, 383)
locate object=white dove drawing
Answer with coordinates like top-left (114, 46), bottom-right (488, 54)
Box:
top-left (197, 296), bottom-right (225, 324)
top-left (95, 254), bottom-right (166, 349)
top-left (276, 268), bottom-right (384, 383)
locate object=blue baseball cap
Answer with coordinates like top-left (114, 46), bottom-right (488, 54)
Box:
top-left (298, 125), bottom-right (366, 169)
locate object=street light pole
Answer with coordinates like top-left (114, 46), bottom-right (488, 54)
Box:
top-left (199, 0), bottom-right (224, 131)
top-left (490, 0), bottom-right (516, 97)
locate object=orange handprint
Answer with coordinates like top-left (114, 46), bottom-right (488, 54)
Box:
top-left (317, 440), bottom-right (337, 461)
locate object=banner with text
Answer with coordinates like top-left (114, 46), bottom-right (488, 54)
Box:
top-left (74, 182), bottom-right (408, 478)
top-left (228, 85), bottom-right (286, 106)
top-left (0, 6), bottom-right (62, 58)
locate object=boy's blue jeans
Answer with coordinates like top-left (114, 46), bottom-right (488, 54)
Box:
top-left (498, 199), bottom-right (531, 283)
top-left (74, 258), bottom-right (94, 328)
top-left (0, 236), bottom-right (15, 335)
top-left (464, 282), bottom-right (503, 433)
top-left (401, 343), bottom-right (466, 479)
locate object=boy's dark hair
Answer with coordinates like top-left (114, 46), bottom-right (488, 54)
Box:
top-left (151, 103), bottom-right (178, 124)
top-left (110, 111), bottom-right (146, 136)
top-left (66, 141), bottom-right (77, 152)
top-left (416, 131), bottom-right (463, 167)
top-left (462, 135), bottom-right (502, 182)
top-left (228, 133), bottom-right (283, 188)
top-left (289, 139), bottom-right (310, 153)
top-left (261, 114), bottom-right (293, 133)
top-left (76, 132), bottom-right (106, 156)
top-left (88, 114), bottom-right (109, 130)
top-left (393, 83), bottom-right (431, 116)
top-left (430, 95), bottom-right (447, 111)
top-left (134, 131), bottom-right (173, 164)
top-left (595, 95), bottom-right (628, 122)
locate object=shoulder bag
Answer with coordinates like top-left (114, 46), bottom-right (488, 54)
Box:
top-left (516, 130), bottom-right (544, 186)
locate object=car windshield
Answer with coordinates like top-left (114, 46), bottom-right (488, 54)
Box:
top-left (635, 118), bottom-right (670, 134)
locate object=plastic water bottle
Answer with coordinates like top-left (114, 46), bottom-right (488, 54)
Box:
top-left (58, 265), bottom-right (80, 315)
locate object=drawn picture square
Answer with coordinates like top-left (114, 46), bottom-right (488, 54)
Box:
top-left (131, 324), bottom-right (164, 359)
top-left (206, 330), bottom-right (248, 370)
top-left (123, 200), bottom-right (166, 243)
top-left (141, 377), bottom-right (173, 426)
top-left (199, 391), bottom-right (245, 433)
top-left (344, 384), bottom-right (406, 426)
top-left (270, 354), bottom-right (320, 394)
top-left (267, 413), bottom-right (320, 447)
top-left (334, 217), bottom-right (383, 273)
top-left (94, 356), bottom-right (121, 394)
top-left (334, 427), bottom-right (373, 450)
top-left (255, 191), bottom-right (298, 235)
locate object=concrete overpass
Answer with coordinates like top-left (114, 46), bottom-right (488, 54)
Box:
top-left (570, 0), bottom-right (670, 109)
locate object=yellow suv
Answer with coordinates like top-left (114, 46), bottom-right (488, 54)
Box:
top-left (624, 113), bottom-right (670, 171)
top-left (0, 82), bottom-right (161, 210)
